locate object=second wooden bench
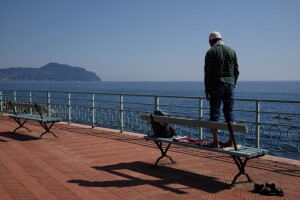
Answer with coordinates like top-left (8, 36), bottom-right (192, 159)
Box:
top-left (141, 114), bottom-right (268, 187)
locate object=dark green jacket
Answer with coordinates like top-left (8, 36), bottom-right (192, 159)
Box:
top-left (204, 44), bottom-right (239, 93)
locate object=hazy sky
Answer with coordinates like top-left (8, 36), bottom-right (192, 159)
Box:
top-left (0, 0), bottom-right (299, 81)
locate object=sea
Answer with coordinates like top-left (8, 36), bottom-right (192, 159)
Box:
top-left (1, 80), bottom-right (300, 99)
top-left (0, 81), bottom-right (300, 160)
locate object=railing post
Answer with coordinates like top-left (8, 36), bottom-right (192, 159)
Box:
top-left (29, 91), bottom-right (32, 103)
top-left (68, 93), bottom-right (71, 124)
top-left (92, 93), bottom-right (95, 128)
top-left (29, 91), bottom-right (33, 114)
top-left (120, 94), bottom-right (124, 133)
top-left (14, 91), bottom-right (17, 101)
top-left (199, 98), bottom-right (203, 139)
top-left (47, 91), bottom-right (51, 117)
top-left (0, 91), bottom-right (3, 113)
top-left (155, 95), bottom-right (159, 110)
top-left (256, 99), bottom-right (260, 148)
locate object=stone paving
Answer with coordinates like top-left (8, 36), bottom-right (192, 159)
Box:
top-left (0, 115), bottom-right (299, 200)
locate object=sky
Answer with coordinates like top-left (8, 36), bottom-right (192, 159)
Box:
top-left (0, 0), bottom-right (299, 81)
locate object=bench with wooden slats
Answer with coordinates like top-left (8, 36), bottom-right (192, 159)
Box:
top-left (7, 101), bottom-right (61, 138)
top-left (141, 114), bottom-right (268, 187)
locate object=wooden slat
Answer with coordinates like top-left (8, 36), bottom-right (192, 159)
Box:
top-left (9, 102), bottom-right (36, 109)
top-left (144, 136), bottom-right (268, 158)
top-left (8, 101), bottom-right (46, 118)
top-left (8, 114), bottom-right (60, 122)
top-left (141, 114), bottom-right (247, 133)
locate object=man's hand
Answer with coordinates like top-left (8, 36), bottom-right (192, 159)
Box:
top-left (205, 92), bottom-right (210, 100)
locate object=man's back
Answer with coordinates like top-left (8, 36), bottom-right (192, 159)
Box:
top-left (204, 31), bottom-right (239, 148)
top-left (204, 44), bottom-right (239, 93)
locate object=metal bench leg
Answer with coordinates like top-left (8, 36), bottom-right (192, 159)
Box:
top-left (230, 156), bottom-right (252, 186)
top-left (152, 141), bottom-right (174, 168)
top-left (11, 118), bottom-right (31, 133)
top-left (38, 122), bottom-right (57, 138)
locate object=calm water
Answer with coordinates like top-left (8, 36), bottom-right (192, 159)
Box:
top-left (1, 81), bottom-right (300, 100)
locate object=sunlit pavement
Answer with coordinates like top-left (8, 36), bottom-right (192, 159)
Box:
top-left (0, 115), bottom-right (299, 200)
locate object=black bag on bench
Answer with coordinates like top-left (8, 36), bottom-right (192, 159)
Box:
top-left (149, 110), bottom-right (176, 138)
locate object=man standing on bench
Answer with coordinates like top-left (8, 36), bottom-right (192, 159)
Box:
top-left (204, 31), bottom-right (239, 148)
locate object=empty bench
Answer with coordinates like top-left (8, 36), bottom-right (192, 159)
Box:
top-left (141, 114), bottom-right (268, 187)
top-left (7, 101), bottom-right (61, 138)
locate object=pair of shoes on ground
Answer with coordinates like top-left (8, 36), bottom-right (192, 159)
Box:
top-left (252, 182), bottom-right (284, 196)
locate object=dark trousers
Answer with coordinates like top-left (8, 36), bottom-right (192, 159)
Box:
top-left (209, 83), bottom-right (235, 123)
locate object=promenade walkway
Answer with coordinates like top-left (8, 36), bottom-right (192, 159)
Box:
top-left (0, 115), bottom-right (299, 200)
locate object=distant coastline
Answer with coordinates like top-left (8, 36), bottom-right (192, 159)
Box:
top-left (0, 62), bottom-right (101, 82)
top-left (0, 80), bottom-right (299, 83)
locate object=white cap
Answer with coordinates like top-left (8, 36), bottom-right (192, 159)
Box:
top-left (209, 31), bottom-right (222, 40)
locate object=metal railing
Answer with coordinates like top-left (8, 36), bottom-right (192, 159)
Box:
top-left (0, 90), bottom-right (299, 158)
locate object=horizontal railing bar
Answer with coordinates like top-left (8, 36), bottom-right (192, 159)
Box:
top-left (257, 111), bottom-right (300, 116)
top-left (4, 89), bottom-right (300, 103)
top-left (124, 102), bottom-right (155, 106)
top-left (235, 110), bottom-right (256, 113)
top-left (259, 122), bottom-right (300, 128)
top-left (259, 99), bottom-right (300, 104)
top-left (157, 104), bottom-right (200, 109)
